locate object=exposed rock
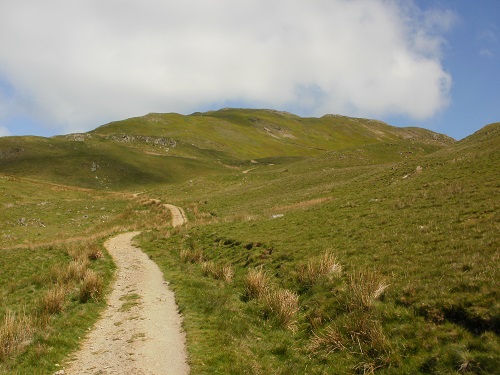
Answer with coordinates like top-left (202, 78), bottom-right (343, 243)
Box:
top-left (107, 134), bottom-right (177, 147)
top-left (64, 133), bottom-right (92, 141)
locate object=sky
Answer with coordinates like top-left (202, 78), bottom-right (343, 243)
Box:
top-left (0, 0), bottom-right (498, 140)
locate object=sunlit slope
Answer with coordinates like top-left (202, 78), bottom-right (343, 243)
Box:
top-left (0, 174), bottom-right (133, 248)
top-left (93, 108), bottom-right (454, 160)
top-left (139, 122), bottom-right (498, 373)
top-left (0, 109), bottom-right (454, 190)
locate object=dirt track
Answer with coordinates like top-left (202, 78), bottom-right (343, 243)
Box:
top-left (64, 206), bottom-right (189, 375)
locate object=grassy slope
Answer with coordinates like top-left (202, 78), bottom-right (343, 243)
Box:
top-left (0, 177), bottom-right (176, 373)
top-left (94, 109), bottom-right (453, 160)
top-left (0, 109), bottom-right (451, 192)
top-left (137, 122), bottom-right (499, 374)
top-left (1, 110), bottom-right (497, 373)
top-left (0, 135), bottom-right (221, 191)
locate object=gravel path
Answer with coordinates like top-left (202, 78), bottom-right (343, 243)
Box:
top-left (64, 206), bottom-right (189, 375)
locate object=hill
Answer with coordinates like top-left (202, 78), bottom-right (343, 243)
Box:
top-left (0, 111), bottom-right (497, 374)
top-left (0, 109), bottom-right (453, 189)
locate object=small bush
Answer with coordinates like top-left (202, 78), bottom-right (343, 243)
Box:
top-left (262, 288), bottom-right (300, 331)
top-left (41, 285), bottom-right (67, 315)
top-left (244, 267), bottom-right (270, 300)
top-left (0, 311), bottom-right (34, 361)
top-left (79, 269), bottom-right (103, 303)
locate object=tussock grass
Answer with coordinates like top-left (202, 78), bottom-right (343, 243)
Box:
top-left (201, 261), bottom-right (234, 282)
top-left (180, 248), bottom-right (204, 264)
top-left (86, 244), bottom-right (103, 261)
top-left (0, 311), bottom-right (34, 361)
top-left (244, 267), bottom-right (270, 300)
top-left (309, 314), bottom-right (396, 372)
top-left (79, 269), bottom-right (103, 303)
top-left (244, 267), bottom-right (300, 331)
top-left (347, 270), bottom-right (389, 311)
top-left (309, 324), bottom-right (346, 353)
top-left (58, 259), bottom-right (89, 284)
top-left (40, 285), bottom-right (67, 315)
top-left (67, 242), bottom-right (104, 262)
top-left (297, 251), bottom-right (342, 286)
top-left (261, 288), bottom-right (300, 331)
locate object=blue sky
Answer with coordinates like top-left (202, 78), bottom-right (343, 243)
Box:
top-left (0, 0), bottom-right (498, 140)
top-left (391, 0), bottom-right (500, 139)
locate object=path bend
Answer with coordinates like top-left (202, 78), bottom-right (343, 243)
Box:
top-left (64, 205), bottom-right (189, 375)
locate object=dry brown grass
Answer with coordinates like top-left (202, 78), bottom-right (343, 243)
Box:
top-left (201, 261), bottom-right (234, 282)
top-left (58, 259), bottom-right (88, 284)
top-left (79, 269), bottom-right (103, 303)
top-left (261, 288), bottom-right (300, 331)
top-left (309, 314), bottom-right (396, 372)
top-left (347, 270), bottom-right (389, 311)
top-left (0, 311), bottom-right (34, 361)
top-left (40, 285), bottom-right (67, 315)
top-left (180, 248), bottom-right (204, 264)
top-left (309, 325), bottom-right (347, 353)
top-left (297, 251), bottom-right (342, 286)
top-left (68, 242), bottom-right (103, 262)
top-left (86, 244), bottom-right (103, 261)
top-left (244, 267), bottom-right (270, 300)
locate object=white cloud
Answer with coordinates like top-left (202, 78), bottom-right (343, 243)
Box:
top-left (0, 0), bottom-right (454, 134)
top-left (0, 126), bottom-right (11, 137)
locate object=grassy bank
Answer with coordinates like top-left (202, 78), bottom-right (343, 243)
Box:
top-left (138, 125), bottom-right (499, 373)
top-left (0, 113), bottom-right (497, 373)
top-left (0, 181), bottom-right (167, 373)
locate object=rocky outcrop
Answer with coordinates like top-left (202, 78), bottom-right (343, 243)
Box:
top-left (106, 134), bottom-right (177, 147)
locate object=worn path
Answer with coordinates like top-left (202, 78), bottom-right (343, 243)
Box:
top-left (64, 205), bottom-right (189, 375)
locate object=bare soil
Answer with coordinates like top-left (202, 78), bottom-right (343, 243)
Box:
top-left (64, 206), bottom-right (189, 374)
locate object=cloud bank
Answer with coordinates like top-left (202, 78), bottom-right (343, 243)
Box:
top-left (0, 0), bottom-right (454, 134)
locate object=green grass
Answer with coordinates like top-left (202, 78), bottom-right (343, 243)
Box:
top-left (136, 121), bottom-right (499, 373)
top-left (0, 175), bottom-right (168, 373)
top-left (0, 240), bottom-right (115, 374)
top-left (119, 293), bottom-right (141, 312)
top-left (0, 110), bottom-right (497, 373)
